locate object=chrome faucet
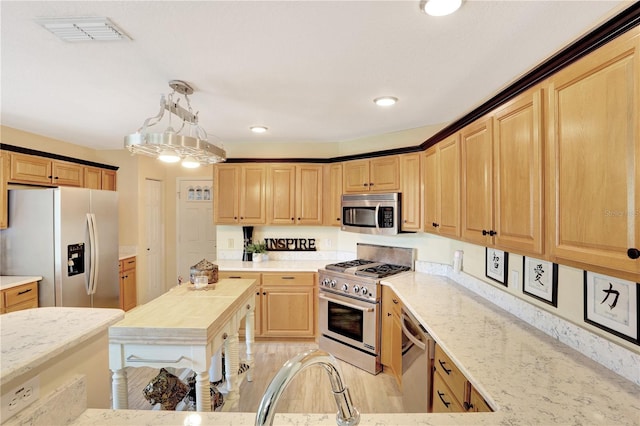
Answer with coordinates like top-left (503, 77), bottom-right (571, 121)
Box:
top-left (255, 349), bottom-right (360, 426)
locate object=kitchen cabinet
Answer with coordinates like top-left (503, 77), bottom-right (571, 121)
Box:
top-left (468, 387), bottom-right (492, 412)
top-left (213, 164), bottom-right (267, 225)
top-left (461, 87), bottom-right (544, 256)
top-left (0, 151), bottom-right (8, 229)
top-left (218, 271), bottom-right (262, 337)
top-left (323, 163), bottom-right (343, 226)
top-left (547, 26), bottom-right (640, 278)
top-left (380, 286), bottom-right (402, 386)
top-left (1, 281), bottom-right (38, 314)
top-left (119, 256), bottom-right (137, 312)
top-left (218, 271), bottom-right (315, 339)
top-left (432, 371), bottom-right (465, 413)
top-left (343, 156), bottom-right (400, 193)
top-left (10, 152), bottom-right (84, 187)
top-left (267, 164), bottom-right (323, 225)
top-left (85, 167), bottom-right (117, 191)
top-left (399, 153), bottom-right (421, 232)
top-left (424, 134), bottom-right (460, 237)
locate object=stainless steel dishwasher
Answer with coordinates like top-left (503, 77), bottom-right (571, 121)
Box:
top-left (401, 307), bottom-right (435, 412)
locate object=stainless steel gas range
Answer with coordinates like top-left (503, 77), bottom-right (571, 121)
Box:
top-left (318, 243), bottom-right (416, 375)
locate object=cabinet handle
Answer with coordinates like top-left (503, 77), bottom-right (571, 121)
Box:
top-left (337, 218), bottom-right (341, 221)
top-left (432, 222), bottom-right (439, 228)
top-left (363, 183), bottom-right (369, 187)
top-left (229, 276), bottom-right (242, 279)
top-left (392, 298), bottom-right (399, 304)
top-left (281, 276), bottom-right (295, 280)
top-left (369, 182), bottom-right (374, 186)
top-left (489, 230), bottom-right (497, 236)
top-left (482, 229), bottom-right (488, 236)
top-left (291, 218), bottom-right (294, 221)
top-left (262, 292), bottom-right (266, 295)
top-left (48, 175), bottom-right (53, 179)
top-left (628, 248), bottom-right (640, 260)
top-left (464, 401), bottom-right (473, 411)
top-left (437, 390), bottom-right (451, 408)
top-left (438, 359), bottom-right (452, 375)
top-left (387, 312), bottom-right (392, 317)
top-left (256, 292), bottom-right (260, 296)
top-left (17, 288), bottom-right (32, 295)
top-left (297, 217), bottom-right (301, 221)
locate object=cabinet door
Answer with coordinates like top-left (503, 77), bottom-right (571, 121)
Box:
top-left (10, 153), bottom-right (52, 185)
top-left (549, 27), bottom-right (640, 277)
top-left (267, 164), bottom-right (296, 224)
top-left (0, 151), bottom-right (8, 229)
top-left (84, 167), bottom-right (102, 189)
top-left (239, 165), bottom-right (266, 224)
top-left (296, 164), bottom-right (323, 225)
top-left (214, 165), bottom-right (240, 224)
top-left (343, 159), bottom-right (370, 192)
top-left (461, 117), bottom-right (494, 245)
top-left (261, 287), bottom-right (314, 337)
top-left (400, 153), bottom-right (421, 231)
top-left (469, 387), bottom-right (492, 412)
top-left (120, 257), bottom-right (137, 312)
top-left (101, 169), bottom-right (117, 191)
top-left (324, 163), bottom-right (343, 226)
top-left (493, 87), bottom-right (544, 255)
top-left (423, 147), bottom-right (439, 233)
top-left (432, 372), bottom-right (464, 413)
top-left (438, 134), bottom-right (461, 238)
top-left (52, 160), bottom-right (83, 186)
top-left (370, 156), bottom-right (400, 192)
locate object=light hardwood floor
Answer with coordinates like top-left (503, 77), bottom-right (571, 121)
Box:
top-left (125, 341), bottom-right (404, 414)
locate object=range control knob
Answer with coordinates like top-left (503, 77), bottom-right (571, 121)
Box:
top-left (361, 287), bottom-right (368, 296)
top-left (321, 278), bottom-right (330, 287)
top-left (342, 284), bottom-right (349, 292)
top-left (353, 285), bottom-right (360, 294)
top-left (330, 280), bottom-right (337, 288)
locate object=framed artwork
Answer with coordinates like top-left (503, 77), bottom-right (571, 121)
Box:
top-left (522, 257), bottom-right (558, 307)
top-left (584, 271), bottom-right (639, 345)
top-left (485, 248), bottom-right (508, 286)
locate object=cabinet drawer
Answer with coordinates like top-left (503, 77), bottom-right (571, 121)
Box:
top-left (262, 272), bottom-right (315, 286)
top-left (121, 257), bottom-right (136, 271)
top-left (219, 272), bottom-right (262, 283)
top-left (5, 282), bottom-right (38, 308)
top-left (432, 371), bottom-right (464, 413)
top-left (434, 344), bottom-right (467, 402)
top-left (5, 298), bottom-right (38, 313)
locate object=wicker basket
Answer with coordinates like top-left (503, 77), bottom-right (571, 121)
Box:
top-left (189, 259), bottom-right (219, 284)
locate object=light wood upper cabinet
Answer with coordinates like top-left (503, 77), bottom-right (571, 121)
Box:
top-left (424, 134), bottom-right (460, 238)
top-left (10, 152), bottom-right (87, 188)
top-left (101, 169), bottom-right (117, 191)
top-left (461, 116), bottom-right (495, 246)
top-left (323, 163), bottom-right (343, 226)
top-left (214, 164), bottom-right (267, 225)
top-left (399, 153), bottom-right (421, 232)
top-left (0, 151), bottom-right (8, 229)
top-left (492, 87), bottom-right (544, 255)
top-left (343, 156), bottom-right (400, 193)
top-left (84, 166), bottom-right (102, 189)
top-left (547, 27), bottom-right (640, 278)
top-left (267, 164), bottom-right (323, 225)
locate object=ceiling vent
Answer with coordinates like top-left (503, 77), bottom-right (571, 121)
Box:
top-left (36, 17), bottom-right (131, 42)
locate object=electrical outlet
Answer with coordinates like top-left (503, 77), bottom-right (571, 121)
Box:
top-left (1, 375), bottom-right (39, 421)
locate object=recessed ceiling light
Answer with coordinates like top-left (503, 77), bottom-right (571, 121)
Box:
top-left (373, 97), bottom-right (398, 107)
top-left (420, 0), bottom-right (463, 17)
top-left (250, 126), bottom-right (268, 134)
top-left (35, 17), bottom-right (131, 42)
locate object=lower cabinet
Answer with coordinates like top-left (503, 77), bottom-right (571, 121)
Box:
top-left (1, 281), bottom-right (38, 314)
top-left (380, 286), bottom-right (403, 386)
top-left (432, 343), bottom-right (491, 413)
top-left (219, 271), bottom-right (316, 338)
top-left (119, 256), bottom-right (137, 312)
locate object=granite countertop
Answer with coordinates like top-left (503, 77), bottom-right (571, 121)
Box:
top-left (0, 276), bottom-right (43, 291)
top-left (216, 259), bottom-right (334, 272)
top-left (1, 307), bottom-right (124, 387)
top-left (67, 270), bottom-right (640, 425)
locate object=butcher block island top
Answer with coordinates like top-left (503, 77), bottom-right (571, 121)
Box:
top-left (109, 279), bottom-right (256, 344)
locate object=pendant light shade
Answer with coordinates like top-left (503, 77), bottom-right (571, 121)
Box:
top-left (421, 0), bottom-right (463, 17)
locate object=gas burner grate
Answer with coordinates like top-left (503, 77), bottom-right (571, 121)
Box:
top-left (354, 264), bottom-right (411, 278)
top-left (325, 259), bottom-right (375, 272)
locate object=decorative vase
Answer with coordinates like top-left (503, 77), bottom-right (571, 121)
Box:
top-left (252, 253), bottom-right (262, 262)
top-left (242, 226), bottom-right (253, 261)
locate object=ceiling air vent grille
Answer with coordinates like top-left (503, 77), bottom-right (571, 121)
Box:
top-left (36, 17), bottom-right (131, 42)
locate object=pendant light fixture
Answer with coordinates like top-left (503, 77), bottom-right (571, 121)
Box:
top-left (124, 80), bottom-right (226, 168)
top-left (420, 0), bottom-right (463, 17)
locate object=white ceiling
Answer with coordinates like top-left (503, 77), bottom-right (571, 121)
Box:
top-left (0, 1), bottom-right (631, 154)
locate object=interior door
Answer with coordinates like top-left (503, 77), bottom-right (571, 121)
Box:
top-left (177, 179), bottom-right (216, 282)
top-left (145, 178), bottom-right (165, 302)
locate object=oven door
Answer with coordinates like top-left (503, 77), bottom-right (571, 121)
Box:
top-left (318, 289), bottom-right (378, 353)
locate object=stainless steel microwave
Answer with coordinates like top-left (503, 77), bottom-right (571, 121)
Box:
top-left (341, 193), bottom-right (401, 235)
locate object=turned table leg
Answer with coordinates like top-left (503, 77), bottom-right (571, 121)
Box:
top-left (196, 370), bottom-right (212, 412)
top-left (111, 368), bottom-right (128, 409)
top-left (224, 331), bottom-right (240, 404)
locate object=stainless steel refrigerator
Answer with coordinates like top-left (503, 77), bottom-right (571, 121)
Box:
top-left (1, 187), bottom-right (119, 308)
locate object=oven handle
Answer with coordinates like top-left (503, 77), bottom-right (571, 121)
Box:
top-left (318, 294), bottom-right (375, 312)
top-left (375, 203), bottom-right (380, 231)
top-left (401, 314), bottom-right (426, 351)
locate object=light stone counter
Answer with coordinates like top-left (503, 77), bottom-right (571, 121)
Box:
top-left (0, 276), bottom-right (42, 291)
top-left (1, 307), bottom-right (124, 387)
top-left (216, 259), bottom-right (334, 272)
top-left (68, 271), bottom-right (640, 425)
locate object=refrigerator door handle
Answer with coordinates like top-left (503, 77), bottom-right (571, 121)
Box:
top-left (86, 213), bottom-right (100, 295)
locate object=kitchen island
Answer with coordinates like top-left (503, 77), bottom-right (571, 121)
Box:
top-left (67, 269), bottom-right (639, 425)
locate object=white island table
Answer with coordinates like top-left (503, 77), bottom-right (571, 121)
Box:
top-left (108, 278), bottom-right (256, 412)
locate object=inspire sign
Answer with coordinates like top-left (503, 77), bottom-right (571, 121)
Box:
top-left (264, 238), bottom-right (317, 251)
